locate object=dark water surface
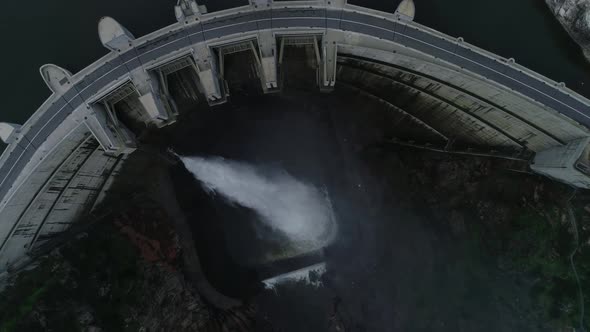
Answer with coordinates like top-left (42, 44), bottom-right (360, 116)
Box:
top-left (0, 0), bottom-right (589, 126)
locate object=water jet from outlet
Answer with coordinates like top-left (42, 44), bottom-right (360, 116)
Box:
top-left (178, 155), bottom-right (337, 250)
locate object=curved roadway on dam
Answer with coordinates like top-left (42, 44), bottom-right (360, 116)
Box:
top-left (2, 4), bottom-right (590, 202)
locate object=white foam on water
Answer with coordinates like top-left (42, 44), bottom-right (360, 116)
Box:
top-left (178, 155), bottom-right (337, 249)
top-left (262, 263), bottom-right (327, 290)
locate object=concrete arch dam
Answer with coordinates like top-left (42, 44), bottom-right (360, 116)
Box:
top-left (0, 0), bottom-right (589, 274)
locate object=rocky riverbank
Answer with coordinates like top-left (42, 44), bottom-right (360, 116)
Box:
top-left (546, 0), bottom-right (590, 61)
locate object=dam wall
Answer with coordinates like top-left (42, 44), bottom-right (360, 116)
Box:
top-left (1, 0), bottom-right (590, 272)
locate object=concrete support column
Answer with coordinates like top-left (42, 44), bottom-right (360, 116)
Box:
top-left (257, 31), bottom-right (279, 92)
top-left (192, 44), bottom-right (226, 105)
top-left (129, 69), bottom-right (176, 126)
top-left (321, 31), bottom-right (339, 92)
top-left (85, 104), bottom-right (136, 156)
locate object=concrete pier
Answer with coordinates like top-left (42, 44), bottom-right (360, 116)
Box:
top-left (0, 124), bottom-right (21, 145)
top-left (395, 0), bottom-right (416, 21)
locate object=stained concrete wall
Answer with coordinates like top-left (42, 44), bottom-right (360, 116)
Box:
top-left (338, 63), bottom-right (521, 149)
top-left (336, 43), bottom-right (589, 153)
top-left (0, 123), bottom-right (120, 271)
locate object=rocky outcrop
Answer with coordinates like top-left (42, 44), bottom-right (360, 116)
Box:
top-left (546, 0), bottom-right (590, 61)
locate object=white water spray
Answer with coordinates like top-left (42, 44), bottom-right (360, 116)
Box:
top-left (178, 155), bottom-right (337, 249)
top-left (262, 263), bottom-right (327, 290)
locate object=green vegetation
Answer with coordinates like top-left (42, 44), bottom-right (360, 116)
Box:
top-left (0, 224), bottom-right (141, 332)
top-left (0, 270), bottom-right (50, 332)
top-left (481, 203), bottom-right (590, 330)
